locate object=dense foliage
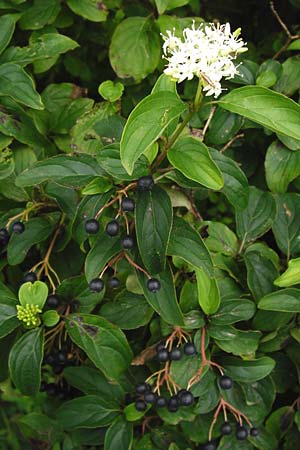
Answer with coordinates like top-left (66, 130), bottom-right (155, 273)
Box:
top-left (1, 0), bottom-right (300, 449)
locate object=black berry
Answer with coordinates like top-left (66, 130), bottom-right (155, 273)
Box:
top-left (137, 176), bottom-right (154, 191)
top-left (236, 425), bottom-right (248, 440)
top-left (147, 278), bottom-right (161, 293)
top-left (23, 272), bottom-right (37, 283)
top-left (221, 421), bottom-right (232, 435)
top-left (105, 220), bottom-right (119, 237)
top-left (89, 278), bottom-right (104, 292)
top-left (46, 294), bottom-right (59, 308)
top-left (219, 375), bottom-right (233, 390)
top-left (135, 400), bottom-right (147, 411)
top-left (108, 277), bottom-right (119, 289)
top-left (184, 342), bottom-right (196, 356)
top-left (0, 228), bottom-right (9, 245)
top-left (157, 348), bottom-right (169, 362)
top-left (56, 351), bottom-right (67, 364)
top-left (144, 392), bottom-right (157, 404)
top-left (12, 221), bottom-right (25, 234)
top-left (202, 442), bottom-right (216, 450)
top-left (167, 396), bottom-right (179, 412)
top-left (121, 235), bottom-right (135, 249)
top-left (156, 342), bottom-right (166, 352)
top-left (250, 427), bottom-right (259, 437)
top-left (156, 396), bottom-right (167, 408)
top-left (85, 219), bottom-right (99, 234)
top-left (170, 347), bottom-right (182, 361)
top-left (178, 390), bottom-right (194, 406)
top-left (121, 197), bottom-right (135, 212)
top-left (135, 383), bottom-right (151, 395)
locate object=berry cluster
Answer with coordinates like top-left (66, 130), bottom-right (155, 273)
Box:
top-left (134, 382), bottom-right (194, 413)
top-left (201, 424), bottom-right (259, 449)
top-left (0, 221), bottom-right (25, 252)
top-left (85, 176), bottom-right (162, 295)
top-left (156, 341), bottom-right (196, 362)
top-left (43, 344), bottom-right (74, 375)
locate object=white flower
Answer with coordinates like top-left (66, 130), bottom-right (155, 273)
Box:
top-left (161, 22), bottom-right (247, 98)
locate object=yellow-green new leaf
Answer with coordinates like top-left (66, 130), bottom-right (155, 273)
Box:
top-left (274, 258), bottom-right (300, 287)
top-left (196, 268), bottom-right (220, 315)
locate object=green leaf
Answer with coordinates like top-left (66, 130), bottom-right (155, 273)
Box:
top-left (1, 33), bottom-right (79, 67)
top-left (274, 56), bottom-right (300, 97)
top-left (104, 417), bottom-right (133, 450)
top-left (205, 222), bottom-right (239, 256)
top-left (167, 217), bottom-right (213, 276)
top-left (100, 291), bottom-right (153, 330)
top-left (274, 258), bottom-right (300, 287)
top-left (16, 154), bottom-right (104, 187)
top-left (236, 186), bottom-right (276, 245)
top-left (218, 86), bottom-right (300, 140)
top-left (65, 314), bottom-right (133, 380)
top-left (135, 185), bottom-right (172, 274)
top-left (219, 355), bottom-right (276, 383)
top-left (19, 0), bottom-right (60, 30)
top-left (244, 243), bottom-right (280, 301)
top-left (0, 63), bottom-right (44, 109)
top-left (9, 327), bottom-right (44, 395)
top-left (265, 141), bottom-right (300, 193)
top-left (67, 0), bottom-right (108, 22)
top-left (0, 282), bottom-right (19, 339)
top-left (109, 17), bottom-right (161, 82)
top-left (210, 297), bottom-right (256, 325)
top-left (209, 148), bottom-right (249, 209)
top-left (154, 0), bottom-right (190, 14)
top-left (98, 80), bottom-right (124, 102)
top-left (19, 281), bottom-right (48, 309)
top-left (195, 268), bottom-right (220, 315)
top-left (85, 231), bottom-right (122, 282)
top-left (167, 137), bottom-right (224, 190)
top-left (258, 288), bottom-right (300, 312)
top-left (7, 217), bottom-right (54, 265)
top-left (272, 193), bottom-right (300, 257)
top-left (0, 14), bottom-right (18, 55)
top-left (120, 91), bottom-right (186, 174)
top-left (209, 324), bottom-right (261, 356)
top-left (206, 110), bottom-right (243, 145)
top-left (81, 177), bottom-right (113, 195)
top-left (42, 310), bottom-right (60, 327)
top-left (63, 366), bottom-right (125, 401)
top-left (56, 395), bottom-right (119, 430)
top-left (136, 263), bottom-right (184, 325)
top-left (124, 403), bottom-right (150, 422)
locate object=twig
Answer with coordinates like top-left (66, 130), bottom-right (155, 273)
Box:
top-left (220, 133), bottom-right (244, 153)
top-left (201, 106), bottom-right (216, 141)
top-left (270, 1), bottom-right (300, 59)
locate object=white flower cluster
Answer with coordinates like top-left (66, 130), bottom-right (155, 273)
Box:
top-left (162, 22), bottom-right (247, 98)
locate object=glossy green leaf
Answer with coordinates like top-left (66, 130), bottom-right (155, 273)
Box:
top-left (67, 0), bottom-right (108, 22)
top-left (81, 177), bottom-right (113, 195)
top-left (109, 17), bottom-right (161, 82)
top-left (9, 327), bottom-right (44, 395)
top-left (136, 263), bottom-right (184, 325)
top-left (236, 186), bottom-right (276, 245)
top-left (154, 0), bottom-right (190, 14)
top-left (219, 355), bottom-right (276, 383)
top-left (274, 56), bottom-right (300, 97)
top-left (205, 221), bottom-right (239, 256)
top-left (42, 310), bottom-right (60, 327)
top-left (16, 155), bottom-right (104, 188)
top-left (57, 395), bottom-right (119, 430)
top-left (209, 148), bottom-right (249, 209)
top-left (0, 282), bottom-right (19, 339)
top-left (210, 298), bottom-right (256, 325)
top-left (0, 14), bottom-right (18, 55)
top-left (0, 63), bottom-right (44, 109)
top-left (195, 268), bottom-right (220, 315)
top-left (66, 314), bottom-right (133, 380)
top-left (104, 417), bottom-right (133, 450)
top-left (209, 324), bottom-right (261, 356)
top-left (100, 291), bottom-right (153, 330)
top-left (265, 141), bottom-right (300, 193)
top-left (85, 231), bottom-right (122, 282)
top-left (206, 110), bottom-right (243, 145)
top-left (18, 281), bottom-right (48, 309)
top-left (167, 137), bottom-right (224, 190)
top-left (218, 86), bottom-right (300, 140)
top-left (167, 217), bottom-right (213, 276)
top-left (7, 217), bottom-right (54, 265)
top-left (274, 258), bottom-right (300, 287)
top-left (258, 288), bottom-right (300, 312)
top-left (19, 0), bottom-right (61, 30)
top-left (272, 193), bottom-right (300, 257)
top-left (98, 80), bottom-right (124, 103)
top-left (244, 243), bottom-right (280, 301)
top-left (136, 185), bottom-right (172, 274)
top-left (120, 91), bottom-right (186, 174)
